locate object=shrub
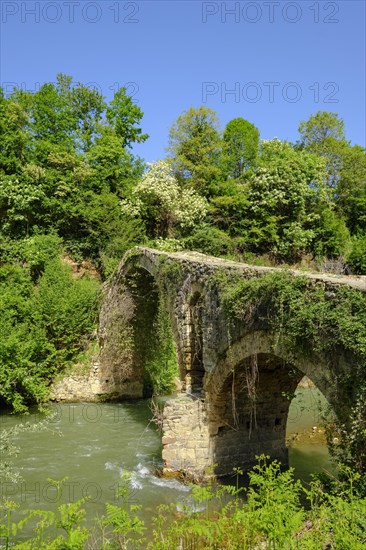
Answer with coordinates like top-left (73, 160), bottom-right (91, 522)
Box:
top-left (184, 225), bottom-right (232, 256)
top-left (348, 235), bottom-right (366, 274)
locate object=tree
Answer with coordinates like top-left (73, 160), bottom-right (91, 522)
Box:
top-left (121, 160), bottom-right (208, 238)
top-left (106, 87), bottom-right (149, 148)
top-left (336, 145), bottom-right (366, 233)
top-left (69, 83), bottom-right (105, 151)
top-left (222, 117), bottom-right (259, 178)
top-left (0, 89), bottom-right (29, 174)
top-left (87, 126), bottom-right (144, 195)
top-left (210, 178), bottom-right (250, 237)
top-left (244, 139), bottom-right (349, 260)
top-left (0, 76), bottom-right (148, 259)
top-left (30, 79), bottom-right (75, 152)
top-left (167, 106), bottom-right (222, 192)
top-left (298, 111), bottom-right (345, 146)
top-left (298, 111), bottom-right (347, 189)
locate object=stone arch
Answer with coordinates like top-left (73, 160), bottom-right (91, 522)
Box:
top-left (121, 255), bottom-right (206, 396)
top-left (98, 256), bottom-right (182, 399)
top-left (205, 331), bottom-right (339, 411)
top-left (123, 266), bottom-right (162, 396)
top-left (205, 331), bottom-right (339, 476)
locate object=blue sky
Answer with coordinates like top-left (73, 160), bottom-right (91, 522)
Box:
top-left (1, 0), bottom-right (365, 162)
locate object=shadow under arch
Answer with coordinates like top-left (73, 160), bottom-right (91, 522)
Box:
top-left (122, 265), bottom-right (161, 396)
top-left (204, 331), bottom-right (338, 477)
top-left (178, 286), bottom-right (205, 394)
top-left (121, 260), bottom-right (205, 396)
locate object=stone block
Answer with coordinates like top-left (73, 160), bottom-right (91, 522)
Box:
top-left (162, 436), bottom-right (176, 445)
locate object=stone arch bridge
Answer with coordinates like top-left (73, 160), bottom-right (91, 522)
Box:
top-left (96, 247), bottom-right (366, 479)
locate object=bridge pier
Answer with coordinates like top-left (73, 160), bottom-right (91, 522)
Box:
top-left (161, 392), bottom-right (290, 480)
top-left (162, 395), bottom-right (212, 481)
top-left (162, 354), bottom-right (300, 479)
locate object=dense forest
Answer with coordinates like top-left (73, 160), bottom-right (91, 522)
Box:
top-left (1, 74), bottom-right (366, 412)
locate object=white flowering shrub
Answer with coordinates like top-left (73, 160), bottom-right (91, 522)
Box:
top-left (243, 140), bottom-right (333, 259)
top-left (0, 176), bottom-right (45, 232)
top-left (151, 237), bottom-right (183, 252)
top-left (121, 160), bottom-right (208, 237)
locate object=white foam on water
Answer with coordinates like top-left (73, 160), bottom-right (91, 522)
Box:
top-left (149, 476), bottom-right (191, 492)
top-left (105, 461), bottom-right (123, 475)
top-left (130, 472), bottom-right (143, 490)
top-left (131, 462), bottom-right (190, 493)
top-left (135, 463), bottom-right (150, 477)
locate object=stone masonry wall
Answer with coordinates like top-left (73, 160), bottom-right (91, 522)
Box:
top-left (162, 395), bottom-right (213, 480)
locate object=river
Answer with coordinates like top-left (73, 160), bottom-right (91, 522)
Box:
top-left (0, 387), bottom-right (334, 540)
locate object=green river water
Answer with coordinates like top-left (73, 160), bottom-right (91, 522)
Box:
top-left (0, 387), bottom-right (335, 540)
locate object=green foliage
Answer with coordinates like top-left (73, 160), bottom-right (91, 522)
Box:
top-left (298, 111), bottom-right (345, 147)
top-left (121, 160), bottom-right (208, 239)
top-left (0, 259), bottom-right (100, 411)
top-left (0, 92), bottom-right (28, 175)
top-left (0, 175), bottom-right (45, 237)
top-left (184, 225), bottom-right (233, 256)
top-left (298, 111), bottom-right (347, 189)
top-left (99, 472), bottom-right (146, 548)
top-left (327, 395), bottom-right (366, 492)
top-left (143, 291), bottom-right (179, 396)
top-left (22, 233), bottom-right (63, 279)
top-left (139, 258), bottom-right (182, 395)
top-left (100, 217), bottom-right (147, 279)
top-left (222, 117), bottom-right (260, 178)
top-left (0, 264), bottom-right (51, 411)
top-left (1, 457), bottom-right (366, 548)
top-left (348, 235), bottom-right (366, 274)
top-left (86, 127), bottom-right (144, 195)
top-left (106, 88), bottom-right (149, 148)
top-left (337, 145), bottom-right (366, 233)
top-left (36, 259), bottom-right (100, 358)
top-left (167, 106), bottom-right (222, 191)
top-left (4, 480), bottom-right (89, 549)
top-left (0, 75), bottom-right (148, 271)
top-left (246, 456), bottom-right (305, 547)
top-left (155, 256), bottom-right (183, 286)
top-left (218, 270), bottom-right (366, 362)
top-left (313, 208), bottom-right (350, 259)
top-left (245, 140), bottom-right (328, 260)
top-left (209, 178), bottom-right (250, 237)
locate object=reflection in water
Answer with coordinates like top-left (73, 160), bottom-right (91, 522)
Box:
top-left (287, 384), bottom-right (336, 483)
